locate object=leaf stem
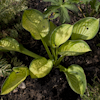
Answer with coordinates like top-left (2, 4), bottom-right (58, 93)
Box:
top-left (19, 45), bottom-right (41, 58)
top-left (78, 6), bottom-right (86, 18)
top-left (55, 48), bottom-right (58, 62)
top-left (41, 38), bottom-right (53, 60)
top-left (54, 55), bottom-right (64, 67)
top-left (51, 48), bottom-right (56, 59)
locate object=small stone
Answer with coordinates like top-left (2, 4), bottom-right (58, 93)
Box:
top-left (18, 82), bottom-right (26, 89)
top-left (13, 87), bottom-right (18, 93)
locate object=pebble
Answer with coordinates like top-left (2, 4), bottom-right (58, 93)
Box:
top-left (13, 82), bottom-right (26, 93)
top-left (18, 82), bottom-right (26, 89)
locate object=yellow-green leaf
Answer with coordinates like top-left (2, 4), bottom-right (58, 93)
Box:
top-left (71, 17), bottom-right (99, 40)
top-left (22, 9), bottom-right (49, 40)
top-left (43, 21), bottom-right (56, 47)
top-left (65, 65), bottom-right (86, 95)
top-left (58, 40), bottom-right (91, 56)
top-left (51, 24), bottom-right (73, 48)
top-left (29, 57), bottom-right (53, 78)
top-left (1, 67), bottom-right (29, 95)
top-left (58, 64), bottom-right (87, 95)
top-left (0, 37), bottom-right (20, 51)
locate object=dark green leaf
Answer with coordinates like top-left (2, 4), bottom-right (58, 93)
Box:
top-left (65, 0), bottom-right (80, 3)
top-left (43, 0), bottom-right (58, 4)
top-left (43, 5), bottom-right (60, 18)
top-left (59, 7), bottom-right (70, 23)
top-left (90, 0), bottom-right (100, 12)
top-left (80, 0), bottom-right (91, 4)
top-left (62, 2), bottom-right (78, 13)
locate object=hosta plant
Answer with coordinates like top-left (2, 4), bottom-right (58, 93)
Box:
top-left (0, 9), bottom-right (99, 96)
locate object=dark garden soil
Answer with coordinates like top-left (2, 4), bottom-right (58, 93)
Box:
top-left (1, 0), bottom-right (100, 100)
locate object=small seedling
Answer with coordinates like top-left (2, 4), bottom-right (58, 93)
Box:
top-left (43, 0), bottom-right (78, 23)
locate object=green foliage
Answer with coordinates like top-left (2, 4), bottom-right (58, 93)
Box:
top-left (11, 57), bottom-right (25, 67)
top-left (79, 0), bottom-right (100, 17)
top-left (43, 0), bottom-right (78, 23)
top-left (0, 54), bottom-right (12, 77)
top-left (0, 0), bottom-right (28, 24)
top-left (0, 54), bottom-right (26, 77)
top-left (89, 0), bottom-right (100, 12)
top-left (22, 9), bottom-right (49, 40)
top-left (71, 17), bottom-right (99, 40)
top-left (81, 77), bottom-right (100, 100)
top-left (80, 0), bottom-right (91, 4)
top-left (51, 24), bottom-right (73, 48)
top-left (0, 37), bottom-right (41, 58)
top-left (0, 9), bottom-right (99, 96)
top-left (29, 57), bottom-right (53, 78)
top-left (65, 0), bottom-right (80, 3)
top-left (1, 67), bottom-right (29, 95)
top-left (58, 64), bottom-right (86, 95)
top-left (58, 40), bottom-right (91, 56)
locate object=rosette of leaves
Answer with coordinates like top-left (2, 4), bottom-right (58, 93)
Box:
top-left (0, 9), bottom-right (99, 96)
top-left (43, 0), bottom-right (78, 23)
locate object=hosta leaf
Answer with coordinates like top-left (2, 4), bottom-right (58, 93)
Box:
top-left (58, 40), bottom-right (91, 56)
top-left (29, 57), bottom-right (53, 78)
top-left (0, 37), bottom-right (20, 51)
top-left (22, 9), bottom-right (49, 40)
top-left (51, 24), bottom-right (73, 48)
top-left (71, 17), bottom-right (99, 40)
top-left (43, 21), bottom-right (56, 46)
top-left (58, 64), bottom-right (87, 95)
top-left (1, 67), bottom-right (29, 95)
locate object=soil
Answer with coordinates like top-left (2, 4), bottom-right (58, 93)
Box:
top-left (1, 0), bottom-right (100, 100)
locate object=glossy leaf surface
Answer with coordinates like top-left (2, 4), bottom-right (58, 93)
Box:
top-left (0, 37), bottom-right (20, 51)
top-left (58, 64), bottom-right (86, 95)
top-left (71, 17), bottom-right (99, 40)
top-left (22, 9), bottom-right (49, 40)
top-left (58, 40), bottom-right (91, 56)
top-left (29, 57), bottom-right (53, 78)
top-left (1, 67), bottom-right (29, 95)
top-left (51, 24), bottom-right (73, 48)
